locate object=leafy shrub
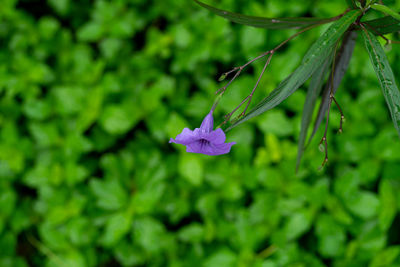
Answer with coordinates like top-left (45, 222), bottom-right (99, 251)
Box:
top-left (0, 0), bottom-right (399, 266)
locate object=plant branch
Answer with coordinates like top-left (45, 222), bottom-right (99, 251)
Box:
top-left (217, 23), bottom-right (324, 124)
top-left (320, 39), bottom-right (342, 167)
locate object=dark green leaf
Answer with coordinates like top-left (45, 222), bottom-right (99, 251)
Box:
top-left (370, 4), bottom-right (400, 21)
top-left (345, 0), bottom-right (357, 9)
top-left (307, 31), bottom-right (358, 145)
top-left (363, 16), bottom-right (400, 35)
top-left (362, 28), bottom-right (400, 138)
top-left (296, 53), bottom-right (333, 171)
top-left (194, 0), bottom-right (342, 29)
top-left (226, 10), bottom-right (361, 131)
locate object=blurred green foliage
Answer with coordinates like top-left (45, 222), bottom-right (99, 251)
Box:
top-left (0, 0), bottom-right (400, 266)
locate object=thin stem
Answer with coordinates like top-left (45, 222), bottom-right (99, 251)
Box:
top-left (222, 53), bottom-right (274, 123)
top-left (272, 24), bottom-right (321, 53)
top-left (242, 53), bottom-right (274, 114)
top-left (218, 24), bottom-right (323, 122)
top-left (27, 234), bottom-right (66, 267)
top-left (257, 244), bottom-right (278, 259)
top-left (320, 39), bottom-right (341, 167)
top-left (216, 8), bottom-right (351, 125)
top-left (215, 52), bottom-right (270, 95)
top-left (223, 95), bottom-right (251, 123)
top-left (320, 98), bottom-right (331, 166)
top-left (332, 96), bottom-right (345, 133)
top-left (216, 20), bottom-right (337, 97)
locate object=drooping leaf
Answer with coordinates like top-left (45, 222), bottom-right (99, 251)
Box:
top-left (363, 16), bottom-right (400, 35)
top-left (307, 31), bottom-right (358, 146)
top-left (370, 4), bottom-right (400, 22)
top-left (362, 28), bottom-right (400, 138)
top-left (225, 10), bottom-right (361, 131)
top-left (296, 52), bottom-right (333, 171)
top-left (194, 0), bottom-right (344, 29)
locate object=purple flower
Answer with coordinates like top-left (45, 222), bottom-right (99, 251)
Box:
top-left (169, 111), bottom-right (235, 155)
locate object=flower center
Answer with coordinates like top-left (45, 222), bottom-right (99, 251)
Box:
top-left (199, 139), bottom-right (210, 148)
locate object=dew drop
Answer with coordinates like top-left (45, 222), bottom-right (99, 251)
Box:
top-left (382, 80), bottom-right (393, 86)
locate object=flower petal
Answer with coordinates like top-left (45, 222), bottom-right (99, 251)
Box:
top-left (205, 128), bottom-right (226, 144)
top-left (186, 140), bottom-right (236, 156)
top-left (199, 112), bottom-right (214, 133)
top-left (169, 128), bottom-right (198, 145)
top-left (210, 142), bottom-right (236, 155)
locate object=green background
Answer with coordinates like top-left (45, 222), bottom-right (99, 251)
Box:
top-left (1, 0), bottom-right (400, 266)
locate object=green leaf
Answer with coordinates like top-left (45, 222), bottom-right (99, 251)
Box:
top-left (77, 21), bottom-right (103, 42)
top-left (363, 16), bottom-right (400, 35)
top-left (283, 209), bottom-right (314, 241)
top-left (48, 0), bottom-right (70, 16)
top-left (345, 0), bottom-right (357, 9)
top-left (133, 217), bottom-right (167, 254)
top-left (203, 249), bottom-right (237, 267)
top-left (100, 105), bottom-right (140, 135)
top-left (346, 191), bottom-right (380, 219)
top-left (257, 110), bottom-right (294, 137)
top-left (89, 178), bottom-right (128, 211)
top-left (178, 223), bottom-right (205, 243)
top-left (178, 154), bottom-right (204, 186)
top-left (362, 28), bottom-right (400, 138)
top-left (101, 211), bottom-right (132, 247)
top-left (370, 246), bottom-right (400, 267)
top-left (307, 31), bottom-right (357, 145)
top-left (114, 241), bottom-right (145, 266)
top-left (370, 4), bottom-right (400, 22)
top-left (378, 179), bottom-right (397, 231)
top-left (226, 10), bottom-right (361, 131)
top-left (194, 0), bottom-right (341, 29)
top-left (296, 52), bottom-right (332, 171)
top-left (315, 214), bottom-right (346, 257)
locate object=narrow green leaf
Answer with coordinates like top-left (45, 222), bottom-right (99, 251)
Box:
top-left (371, 4), bottom-right (400, 21)
top-left (362, 28), bottom-right (400, 138)
top-left (307, 31), bottom-right (358, 145)
top-left (363, 15), bottom-right (400, 35)
top-left (296, 53), bottom-right (333, 171)
top-left (194, 0), bottom-right (343, 29)
top-left (225, 10), bottom-right (361, 131)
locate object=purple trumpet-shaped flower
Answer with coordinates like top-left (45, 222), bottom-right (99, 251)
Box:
top-left (169, 111), bottom-right (235, 155)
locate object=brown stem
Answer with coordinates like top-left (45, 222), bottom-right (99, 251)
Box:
top-left (221, 53), bottom-right (274, 124)
top-left (332, 96), bottom-right (345, 133)
top-left (215, 52), bottom-right (270, 95)
top-left (241, 53), bottom-right (274, 116)
top-left (319, 39), bottom-right (341, 167)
